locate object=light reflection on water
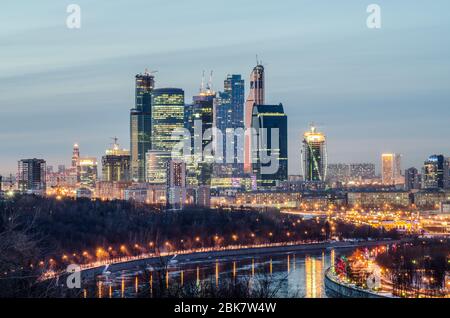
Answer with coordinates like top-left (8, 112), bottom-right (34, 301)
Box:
top-left (91, 248), bottom-right (353, 299)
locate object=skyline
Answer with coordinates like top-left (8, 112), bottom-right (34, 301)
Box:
top-left (1, 1), bottom-right (450, 175)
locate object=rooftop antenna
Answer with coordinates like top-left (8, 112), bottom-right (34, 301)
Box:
top-left (110, 137), bottom-right (119, 149)
top-left (207, 70), bottom-right (213, 91)
top-left (200, 70), bottom-right (205, 92)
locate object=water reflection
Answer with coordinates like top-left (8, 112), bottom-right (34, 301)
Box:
top-left (89, 248), bottom-right (351, 298)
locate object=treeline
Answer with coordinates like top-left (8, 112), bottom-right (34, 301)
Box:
top-left (0, 195), bottom-right (398, 297)
top-left (376, 239), bottom-right (450, 297)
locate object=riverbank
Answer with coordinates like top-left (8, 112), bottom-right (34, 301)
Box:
top-left (324, 268), bottom-right (393, 298)
top-left (71, 240), bottom-right (398, 281)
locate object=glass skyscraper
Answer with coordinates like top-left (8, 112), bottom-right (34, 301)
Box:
top-left (130, 72), bottom-right (154, 182)
top-left (251, 104), bottom-right (288, 189)
top-left (302, 126), bottom-right (327, 182)
top-left (151, 88), bottom-right (185, 154)
top-left (215, 74), bottom-right (245, 176)
top-left (422, 155), bottom-right (445, 189)
top-left (187, 89), bottom-right (216, 186)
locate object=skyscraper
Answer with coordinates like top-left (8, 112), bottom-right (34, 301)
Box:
top-left (145, 150), bottom-right (171, 185)
top-left (244, 63), bottom-right (265, 173)
top-left (71, 143), bottom-right (80, 168)
top-left (166, 159), bottom-right (187, 210)
top-left (101, 139), bottom-right (131, 182)
top-left (302, 126), bottom-right (327, 182)
top-left (130, 71), bottom-right (155, 182)
top-left (381, 153), bottom-right (402, 185)
top-left (78, 157), bottom-right (98, 189)
top-left (405, 167), bottom-right (421, 190)
top-left (188, 81), bottom-right (216, 186)
top-left (422, 155), bottom-right (445, 189)
top-left (251, 104), bottom-right (288, 188)
top-left (18, 158), bottom-right (46, 194)
top-left (215, 74), bottom-right (245, 176)
top-left (151, 88), bottom-right (185, 153)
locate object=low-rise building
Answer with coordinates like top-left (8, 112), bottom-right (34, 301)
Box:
top-left (235, 191), bottom-right (302, 209)
top-left (414, 189), bottom-right (450, 209)
top-left (347, 190), bottom-right (410, 208)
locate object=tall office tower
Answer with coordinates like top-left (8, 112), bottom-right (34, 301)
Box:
top-left (166, 159), bottom-right (187, 210)
top-left (215, 74), bottom-right (245, 176)
top-left (101, 138), bottom-right (131, 182)
top-left (422, 155), bottom-right (445, 189)
top-left (18, 158), bottom-right (46, 194)
top-left (445, 157), bottom-right (450, 189)
top-left (78, 157), bottom-right (98, 189)
top-left (145, 150), bottom-right (171, 184)
top-left (251, 104), bottom-right (288, 188)
top-left (381, 153), bottom-right (402, 185)
top-left (302, 126), bottom-right (327, 182)
top-left (190, 82), bottom-right (216, 186)
top-left (405, 167), bottom-right (421, 191)
top-left (130, 71), bottom-right (155, 182)
top-left (151, 88), bottom-right (185, 154)
top-left (71, 143), bottom-right (80, 168)
top-left (244, 63), bottom-right (265, 173)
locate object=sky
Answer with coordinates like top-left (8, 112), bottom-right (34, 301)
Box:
top-left (1, 0), bottom-right (450, 176)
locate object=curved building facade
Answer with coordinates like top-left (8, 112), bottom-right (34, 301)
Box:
top-left (302, 126), bottom-right (327, 182)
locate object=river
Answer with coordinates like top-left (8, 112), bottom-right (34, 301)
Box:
top-left (83, 246), bottom-right (369, 298)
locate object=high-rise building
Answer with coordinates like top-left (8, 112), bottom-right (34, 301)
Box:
top-left (445, 157), bottom-right (450, 189)
top-left (151, 88), bottom-right (185, 154)
top-left (78, 157), bottom-right (98, 189)
top-left (188, 83), bottom-right (216, 186)
top-left (166, 159), bottom-right (187, 210)
top-left (302, 126), bottom-right (327, 182)
top-left (381, 153), bottom-right (402, 185)
top-left (215, 74), bottom-right (245, 176)
top-left (422, 155), bottom-right (445, 189)
top-left (251, 104), bottom-right (288, 188)
top-left (101, 139), bottom-right (131, 182)
top-left (145, 150), bottom-right (171, 185)
top-left (18, 159), bottom-right (46, 194)
top-left (130, 71), bottom-right (155, 182)
top-left (244, 63), bottom-right (265, 173)
top-left (405, 167), bottom-right (421, 191)
top-left (71, 143), bottom-right (80, 168)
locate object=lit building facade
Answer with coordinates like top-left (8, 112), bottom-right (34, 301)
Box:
top-left (244, 64), bottom-right (265, 173)
top-left (78, 157), bottom-right (98, 189)
top-left (235, 191), bottom-right (301, 209)
top-left (422, 155), bottom-right (445, 189)
top-left (130, 72), bottom-right (154, 182)
top-left (302, 126), bottom-right (327, 182)
top-left (251, 104), bottom-right (288, 189)
top-left (381, 153), bottom-right (402, 185)
top-left (166, 159), bottom-right (187, 210)
top-left (215, 74), bottom-right (245, 176)
top-left (347, 190), bottom-right (411, 208)
top-left (151, 88), bottom-right (185, 153)
top-left (101, 139), bottom-right (131, 182)
top-left (188, 88), bottom-right (216, 186)
top-left (145, 150), bottom-right (171, 185)
top-left (18, 158), bottom-right (46, 194)
top-left (405, 167), bottom-right (421, 191)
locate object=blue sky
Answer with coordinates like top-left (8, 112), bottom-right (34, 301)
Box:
top-left (1, 0), bottom-right (449, 175)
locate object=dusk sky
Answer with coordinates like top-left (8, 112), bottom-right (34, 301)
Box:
top-left (1, 0), bottom-right (449, 176)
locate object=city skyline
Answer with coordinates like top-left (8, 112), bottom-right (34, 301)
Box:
top-left (1, 1), bottom-right (450, 175)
